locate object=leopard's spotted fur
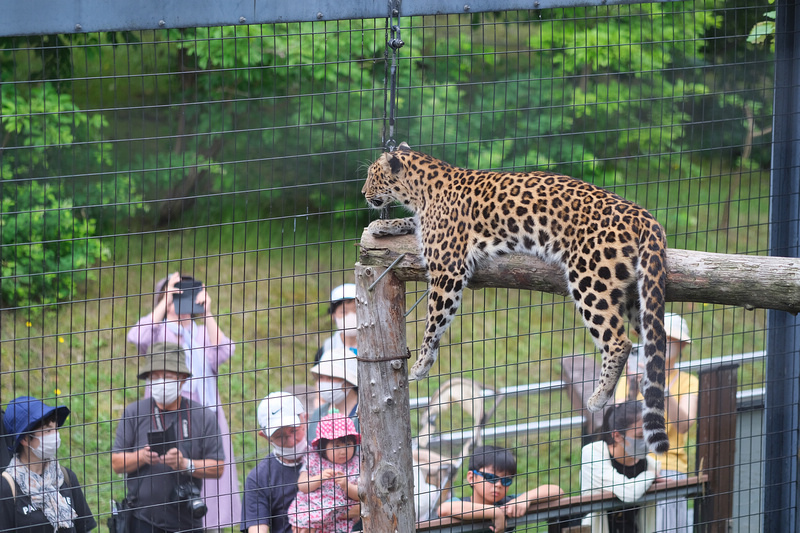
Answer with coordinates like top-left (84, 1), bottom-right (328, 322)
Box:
top-left (362, 143), bottom-right (669, 454)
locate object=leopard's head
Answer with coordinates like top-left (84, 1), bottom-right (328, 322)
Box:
top-left (362, 142), bottom-right (412, 209)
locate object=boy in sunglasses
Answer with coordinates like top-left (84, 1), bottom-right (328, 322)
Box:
top-left (438, 445), bottom-right (563, 532)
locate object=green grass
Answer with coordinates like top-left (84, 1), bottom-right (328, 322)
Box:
top-left (0, 166), bottom-right (771, 530)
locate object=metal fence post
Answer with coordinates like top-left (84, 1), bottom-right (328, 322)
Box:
top-left (764, 0), bottom-right (800, 529)
top-left (355, 262), bottom-right (417, 532)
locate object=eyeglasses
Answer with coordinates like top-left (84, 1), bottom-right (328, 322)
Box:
top-left (471, 470), bottom-right (513, 487)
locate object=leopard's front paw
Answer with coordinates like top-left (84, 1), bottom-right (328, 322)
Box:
top-left (408, 355), bottom-right (435, 381)
top-left (366, 220), bottom-right (399, 238)
top-left (366, 218), bottom-right (417, 238)
top-left (586, 387), bottom-right (613, 412)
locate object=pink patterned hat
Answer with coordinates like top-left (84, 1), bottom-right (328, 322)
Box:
top-left (311, 413), bottom-right (361, 448)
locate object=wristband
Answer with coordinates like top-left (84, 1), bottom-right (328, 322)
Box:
top-left (187, 459), bottom-right (196, 474)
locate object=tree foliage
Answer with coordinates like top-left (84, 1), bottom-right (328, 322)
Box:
top-left (0, 2), bottom-right (775, 304)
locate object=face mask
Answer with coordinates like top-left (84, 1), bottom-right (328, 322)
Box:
top-left (29, 431), bottom-right (61, 460)
top-left (150, 378), bottom-right (182, 406)
top-left (623, 436), bottom-right (649, 460)
top-left (318, 381), bottom-right (348, 406)
top-left (272, 438), bottom-right (308, 460)
top-left (340, 312), bottom-right (358, 338)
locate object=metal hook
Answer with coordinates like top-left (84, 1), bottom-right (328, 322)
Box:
top-left (388, 25), bottom-right (404, 50)
top-left (404, 288), bottom-right (429, 317)
top-left (367, 253), bottom-right (407, 291)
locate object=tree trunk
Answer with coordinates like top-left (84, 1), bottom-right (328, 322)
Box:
top-left (359, 230), bottom-right (800, 314)
top-left (355, 262), bottom-right (417, 532)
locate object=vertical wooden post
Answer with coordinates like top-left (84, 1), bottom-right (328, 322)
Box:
top-left (355, 262), bottom-right (416, 532)
top-left (695, 362), bottom-right (739, 533)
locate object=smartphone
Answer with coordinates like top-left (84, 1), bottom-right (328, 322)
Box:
top-left (147, 424), bottom-right (177, 456)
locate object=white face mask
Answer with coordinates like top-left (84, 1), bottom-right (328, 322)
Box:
top-left (272, 438), bottom-right (308, 460)
top-left (150, 378), bottom-right (182, 406)
top-left (318, 380), bottom-right (348, 406)
top-left (29, 431), bottom-right (61, 460)
top-left (340, 312), bottom-right (358, 338)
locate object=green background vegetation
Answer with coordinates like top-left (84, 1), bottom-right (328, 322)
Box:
top-left (0, 1), bottom-right (776, 529)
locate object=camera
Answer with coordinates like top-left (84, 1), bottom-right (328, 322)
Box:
top-left (173, 481), bottom-right (207, 518)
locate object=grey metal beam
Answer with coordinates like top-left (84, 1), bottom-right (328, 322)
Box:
top-left (764, 0), bottom-right (800, 529)
top-left (0, 0), bottom-right (676, 38)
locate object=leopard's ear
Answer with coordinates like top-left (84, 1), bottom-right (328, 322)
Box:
top-left (387, 152), bottom-right (404, 175)
top-left (397, 142), bottom-right (412, 151)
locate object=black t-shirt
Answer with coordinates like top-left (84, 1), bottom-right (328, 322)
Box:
top-left (607, 458), bottom-right (648, 533)
top-left (0, 466), bottom-right (97, 533)
top-left (241, 453), bottom-right (303, 533)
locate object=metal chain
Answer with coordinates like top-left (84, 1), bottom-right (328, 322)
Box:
top-left (382, 2), bottom-right (404, 153)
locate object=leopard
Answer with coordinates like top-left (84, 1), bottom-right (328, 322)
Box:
top-left (362, 142), bottom-right (670, 454)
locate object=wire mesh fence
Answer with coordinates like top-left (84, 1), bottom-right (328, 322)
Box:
top-left (0, 1), bottom-right (781, 531)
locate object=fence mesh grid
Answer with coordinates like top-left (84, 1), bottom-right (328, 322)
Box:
top-left (0, 2), bottom-right (778, 531)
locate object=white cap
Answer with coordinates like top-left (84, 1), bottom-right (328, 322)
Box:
top-left (311, 347), bottom-right (358, 387)
top-left (257, 392), bottom-right (305, 437)
top-left (664, 313), bottom-right (691, 343)
top-left (329, 283), bottom-right (356, 312)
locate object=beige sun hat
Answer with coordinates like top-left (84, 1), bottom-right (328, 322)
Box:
top-left (311, 347), bottom-right (358, 386)
top-left (664, 313), bottom-right (691, 343)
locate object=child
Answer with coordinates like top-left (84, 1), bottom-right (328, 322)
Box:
top-left (438, 445), bottom-right (563, 532)
top-left (288, 413), bottom-right (361, 533)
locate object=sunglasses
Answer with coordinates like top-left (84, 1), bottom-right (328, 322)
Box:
top-left (471, 470), bottom-right (513, 487)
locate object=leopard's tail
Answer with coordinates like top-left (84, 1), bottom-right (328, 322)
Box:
top-left (636, 225), bottom-right (670, 455)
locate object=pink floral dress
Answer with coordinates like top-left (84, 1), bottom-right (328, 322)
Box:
top-left (288, 450), bottom-right (360, 533)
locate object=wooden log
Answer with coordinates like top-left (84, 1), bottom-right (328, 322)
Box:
top-left (359, 230), bottom-right (800, 314)
top-left (355, 263), bottom-right (417, 532)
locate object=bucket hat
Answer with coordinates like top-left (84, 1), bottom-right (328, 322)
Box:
top-left (311, 348), bottom-right (358, 387)
top-left (137, 341), bottom-right (192, 380)
top-left (3, 396), bottom-right (70, 454)
top-left (257, 392), bottom-right (305, 437)
top-left (664, 313), bottom-right (691, 343)
top-left (311, 413), bottom-right (361, 448)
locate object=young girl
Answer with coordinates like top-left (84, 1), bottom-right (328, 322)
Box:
top-left (289, 413), bottom-right (361, 533)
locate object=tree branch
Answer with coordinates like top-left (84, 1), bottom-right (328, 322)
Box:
top-left (359, 231), bottom-right (800, 315)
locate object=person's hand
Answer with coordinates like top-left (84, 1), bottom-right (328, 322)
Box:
top-left (137, 446), bottom-right (163, 467)
top-left (164, 272), bottom-right (182, 308)
top-left (502, 496), bottom-right (529, 518)
top-left (332, 472), bottom-right (351, 492)
top-left (490, 507), bottom-right (507, 533)
top-left (196, 286), bottom-right (211, 317)
top-left (163, 447), bottom-right (186, 472)
top-left (319, 469), bottom-right (337, 483)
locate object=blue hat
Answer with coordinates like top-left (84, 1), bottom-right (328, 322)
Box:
top-left (3, 396), bottom-right (70, 453)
